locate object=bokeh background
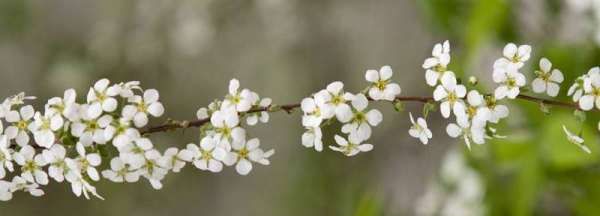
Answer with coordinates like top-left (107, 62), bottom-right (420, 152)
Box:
top-left (0, 0), bottom-right (599, 215)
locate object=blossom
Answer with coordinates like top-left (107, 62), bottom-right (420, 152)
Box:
top-left (103, 118), bottom-right (138, 149)
top-left (330, 135), bottom-right (373, 156)
top-left (532, 58), bottom-right (564, 97)
top-left (433, 74), bottom-right (466, 118)
top-left (493, 67), bottom-right (526, 99)
top-left (246, 97), bottom-right (271, 125)
top-left (122, 89), bottom-right (165, 128)
top-left (501, 43), bottom-right (531, 68)
top-left (86, 78), bottom-right (120, 117)
top-left (578, 67), bottom-right (600, 110)
top-left (118, 136), bottom-right (154, 169)
top-left (138, 149), bottom-right (169, 190)
top-left (0, 136), bottom-right (14, 179)
top-left (224, 138), bottom-right (274, 175)
top-left (365, 65), bottom-right (401, 101)
top-left (13, 145), bottom-right (49, 185)
top-left (0, 181), bottom-right (12, 201)
top-left (161, 147), bottom-right (192, 173)
top-left (42, 144), bottom-right (67, 182)
top-left (339, 94), bottom-right (383, 142)
top-left (114, 81), bottom-right (142, 98)
top-left (408, 113), bottom-right (432, 145)
top-left (210, 106), bottom-right (245, 151)
top-left (301, 97), bottom-right (331, 127)
top-left (314, 81), bottom-right (354, 121)
top-left (46, 88), bottom-right (79, 121)
top-left (30, 111), bottom-right (64, 148)
top-left (562, 125), bottom-right (591, 154)
top-left (446, 120), bottom-right (485, 150)
top-left (101, 157), bottom-right (139, 183)
top-left (74, 143), bottom-right (102, 181)
top-left (301, 126), bottom-right (323, 152)
top-left (423, 40), bottom-right (455, 86)
top-left (482, 95), bottom-right (509, 123)
top-left (5, 105), bottom-right (35, 146)
top-left (71, 106), bottom-right (113, 146)
top-left (222, 79), bottom-right (258, 112)
top-left (9, 176), bottom-right (44, 197)
top-left (184, 137), bottom-right (227, 173)
top-left (456, 90), bottom-right (490, 127)
top-left (64, 160), bottom-right (103, 200)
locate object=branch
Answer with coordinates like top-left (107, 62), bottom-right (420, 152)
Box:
top-left (140, 94), bottom-right (583, 135)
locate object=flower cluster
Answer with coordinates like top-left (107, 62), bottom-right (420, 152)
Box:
top-left (421, 42), bottom-right (528, 149)
top-left (192, 79), bottom-right (274, 175)
top-left (301, 66), bottom-right (401, 156)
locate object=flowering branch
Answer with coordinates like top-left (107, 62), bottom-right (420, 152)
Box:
top-left (142, 93), bottom-right (591, 136)
top-left (0, 40), bottom-right (597, 202)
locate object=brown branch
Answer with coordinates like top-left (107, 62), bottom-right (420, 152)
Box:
top-left (140, 94), bottom-right (587, 135)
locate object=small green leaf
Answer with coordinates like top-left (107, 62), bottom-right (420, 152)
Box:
top-left (538, 102), bottom-right (551, 115)
top-left (422, 102), bottom-right (437, 118)
top-left (393, 101), bottom-right (405, 112)
top-left (574, 110), bottom-right (586, 122)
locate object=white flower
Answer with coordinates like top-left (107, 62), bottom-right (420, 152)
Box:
top-left (118, 136), bottom-right (154, 169)
top-left (222, 79), bottom-right (258, 112)
top-left (86, 78), bottom-right (120, 117)
top-left (30, 111), bottom-right (64, 148)
top-left (9, 176), bottom-right (44, 197)
top-left (314, 81), bottom-right (354, 121)
top-left (408, 113), bottom-right (432, 145)
top-left (184, 137), bottom-right (227, 173)
top-left (340, 94), bottom-right (383, 142)
top-left (161, 147), bottom-right (191, 173)
top-left (46, 88), bottom-right (79, 121)
top-left (103, 118), bottom-right (138, 149)
top-left (568, 77), bottom-right (586, 102)
top-left (532, 58), bottom-right (564, 97)
top-left (74, 143), bottom-right (102, 181)
top-left (423, 40), bottom-right (455, 86)
top-left (246, 97), bottom-right (271, 125)
top-left (493, 67), bottom-right (526, 99)
top-left (115, 81), bottom-right (142, 98)
top-left (302, 126), bottom-right (323, 152)
top-left (330, 135), bottom-right (373, 156)
top-left (456, 90), bottom-right (491, 127)
top-left (210, 107), bottom-right (245, 151)
top-left (5, 105), bottom-right (35, 146)
top-left (13, 145), bottom-right (48, 185)
top-left (502, 43), bottom-right (532, 68)
top-left (365, 65), bottom-right (402, 101)
top-left (139, 149), bottom-right (169, 190)
top-left (64, 161), bottom-right (103, 200)
top-left (578, 67), bottom-right (600, 110)
top-left (71, 107), bottom-right (113, 146)
top-left (0, 180), bottom-right (12, 201)
top-left (433, 74), bottom-right (466, 118)
top-left (446, 120), bottom-right (485, 150)
top-left (562, 125), bottom-right (591, 154)
top-left (42, 144), bottom-right (67, 182)
top-left (5, 92), bottom-right (36, 107)
top-left (224, 138), bottom-right (274, 175)
top-left (101, 157), bottom-right (140, 183)
top-left (0, 136), bottom-right (14, 179)
top-left (122, 89), bottom-right (165, 128)
top-left (301, 97), bottom-right (331, 127)
top-left (482, 95), bottom-right (509, 123)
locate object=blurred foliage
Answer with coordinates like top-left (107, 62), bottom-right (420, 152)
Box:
top-left (420, 0), bottom-right (600, 215)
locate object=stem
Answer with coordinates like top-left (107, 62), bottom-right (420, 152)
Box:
top-left (141, 94), bottom-right (583, 135)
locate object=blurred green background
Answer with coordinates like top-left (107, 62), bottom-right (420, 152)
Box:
top-left (0, 0), bottom-right (599, 215)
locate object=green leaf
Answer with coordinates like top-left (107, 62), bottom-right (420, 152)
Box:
top-left (574, 110), bottom-right (586, 122)
top-left (393, 101), bottom-right (405, 112)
